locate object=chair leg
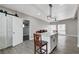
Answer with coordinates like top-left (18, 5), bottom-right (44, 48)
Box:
top-left (46, 43), bottom-right (48, 54)
top-left (34, 45), bottom-right (36, 54)
top-left (40, 47), bottom-right (42, 54)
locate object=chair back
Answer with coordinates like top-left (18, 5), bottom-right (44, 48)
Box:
top-left (34, 33), bottom-right (42, 47)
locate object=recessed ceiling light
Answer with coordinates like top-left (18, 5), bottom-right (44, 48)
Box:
top-left (22, 8), bottom-right (24, 11)
top-left (37, 13), bottom-right (41, 15)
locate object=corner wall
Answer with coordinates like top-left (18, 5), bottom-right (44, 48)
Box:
top-left (51, 18), bottom-right (77, 37)
top-left (29, 17), bottom-right (49, 40)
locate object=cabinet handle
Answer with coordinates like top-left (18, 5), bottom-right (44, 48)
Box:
top-left (53, 39), bottom-right (55, 42)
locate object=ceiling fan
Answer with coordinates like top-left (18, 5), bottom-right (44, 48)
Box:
top-left (47, 4), bottom-right (56, 21)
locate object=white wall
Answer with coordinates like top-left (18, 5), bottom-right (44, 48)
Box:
top-left (77, 6), bottom-right (79, 47)
top-left (51, 18), bottom-right (77, 37)
top-left (29, 17), bottom-right (49, 40)
top-left (0, 6), bottom-right (50, 41)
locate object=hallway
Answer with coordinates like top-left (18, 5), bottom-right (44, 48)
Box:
top-left (0, 35), bottom-right (79, 54)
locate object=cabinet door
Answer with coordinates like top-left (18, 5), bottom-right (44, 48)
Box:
top-left (50, 35), bottom-right (55, 50)
top-left (50, 36), bottom-right (53, 50)
top-left (50, 34), bottom-right (57, 51)
top-left (55, 34), bottom-right (58, 46)
top-left (52, 35), bottom-right (56, 47)
top-left (12, 16), bottom-right (23, 46)
top-left (53, 34), bottom-right (58, 47)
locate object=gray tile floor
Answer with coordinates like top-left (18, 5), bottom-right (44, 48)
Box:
top-left (0, 35), bottom-right (79, 54)
top-left (0, 40), bottom-right (34, 54)
top-left (53, 35), bottom-right (79, 54)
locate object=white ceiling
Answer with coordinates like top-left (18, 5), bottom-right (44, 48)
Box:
top-left (52, 4), bottom-right (78, 20)
top-left (0, 4), bottom-right (78, 22)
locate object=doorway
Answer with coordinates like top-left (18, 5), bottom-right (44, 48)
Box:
top-left (23, 20), bottom-right (29, 41)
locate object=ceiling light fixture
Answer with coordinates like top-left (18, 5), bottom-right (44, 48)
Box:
top-left (47, 4), bottom-right (52, 19)
top-left (37, 13), bottom-right (41, 15)
top-left (47, 4), bottom-right (57, 21)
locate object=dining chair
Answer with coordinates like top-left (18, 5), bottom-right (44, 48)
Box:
top-left (34, 33), bottom-right (48, 54)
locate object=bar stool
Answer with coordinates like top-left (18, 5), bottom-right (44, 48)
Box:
top-left (34, 33), bottom-right (48, 54)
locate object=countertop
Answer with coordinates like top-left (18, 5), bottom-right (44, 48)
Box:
top-left (41, 32), bottom-right (57, 37)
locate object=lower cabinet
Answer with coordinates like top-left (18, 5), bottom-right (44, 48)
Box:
top-left (50, 33), bottom-right (58, 52)
top-left (41, 33), bottom-right (58, 53)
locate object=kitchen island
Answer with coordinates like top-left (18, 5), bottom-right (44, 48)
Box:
top-left (41, 32), bottom-right (58, 53)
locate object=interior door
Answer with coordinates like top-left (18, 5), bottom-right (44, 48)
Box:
top-left (12, 16), bottom-right (23, 46)
top-left (0, 13), bottom-right (7, 49)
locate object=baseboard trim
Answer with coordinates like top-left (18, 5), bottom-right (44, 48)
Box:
top-left (66, 35), bottom-right (77, 37)
top-left (58, 34), bottom-right (77, 37)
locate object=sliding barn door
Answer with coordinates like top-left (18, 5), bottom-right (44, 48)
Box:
top-left (6, 15), bottom-right (13, 47)
top-left (12, 16), bottom-right (23, 46)
top-left (0, 13), bottom-right (7, 49)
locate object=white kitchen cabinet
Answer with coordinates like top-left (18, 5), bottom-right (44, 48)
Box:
top-left (50, 34), bottom-right (58, 52)
top-left (0, 13), bottom-right (23, 49)
top-left (41, 32), bottom-right (58, 53)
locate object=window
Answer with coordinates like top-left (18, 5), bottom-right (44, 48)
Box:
top-left (50, 25), bottom-right (56, 33)
top-left (58, 24), bottom-right (66, 35)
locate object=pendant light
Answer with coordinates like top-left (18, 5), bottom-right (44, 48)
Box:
top-left (47, 4), bottom-right (53, 20)
top-left (47, 4), bottom-right (56, 21)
